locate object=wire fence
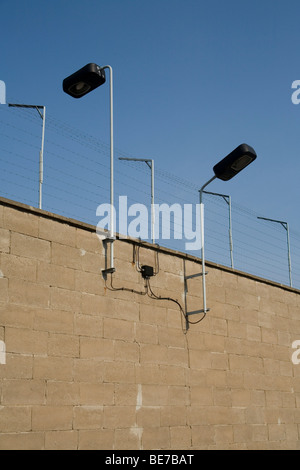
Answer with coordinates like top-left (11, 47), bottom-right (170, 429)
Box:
top-left (0, 103), bottom-right (300, 289)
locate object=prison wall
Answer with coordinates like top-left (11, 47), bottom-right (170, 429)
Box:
top-left (0, 197), bottom-right (300, 450)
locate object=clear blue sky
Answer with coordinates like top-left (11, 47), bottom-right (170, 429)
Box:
top-left (1, 0), bottom-right (300, 286)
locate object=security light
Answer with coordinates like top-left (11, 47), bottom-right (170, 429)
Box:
top-left (194, 143), bottom-right (257, 323)
top-left (63, 62), bottom-right (115, 274)
top-left (213, 143), bottom-right (257, 181)
top-left (63, 63), bottom-right (106, 98)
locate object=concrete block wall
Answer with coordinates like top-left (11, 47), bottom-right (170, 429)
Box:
top-left (0, 197), bottom-right (300, 450)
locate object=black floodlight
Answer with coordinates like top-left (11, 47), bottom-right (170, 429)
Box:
top-left (213, 143), bottom-right (257, 181)
top-left (63, 63), bottom-right (106, 98)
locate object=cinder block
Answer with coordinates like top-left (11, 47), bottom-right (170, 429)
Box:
top-left (268, 424), bottom-right (286, 442)
top-left (141, 426), bottom-right (170, 450)
top-left (9, 279), bottom-right (50, 308)
top-left (80, 383), bottom-right (114, 406)
top-left (3, 207), bottom-right (39, 237)
top-left (170, 426), bottom-right (192, 449)
top-left (114, 340), bottom-right (139, 363)
top-left (114, 384), bottom-right (138, 406)
top-left (48, 333), bottom-right (79, 358)
top-left (252, 424), bottom-right (268, 442)
top-left (76, 229), bottom-right (103, 254)
top-left (51, 242), bottom-right (82, 269)
top-left (78, 429), bottom-right (114, 450)
top-left (103, 406), bottom-right (136, 429)
top-left (39, 218), bottom-right (76, 246)
top-left (0, 278), bottom-right (8, 302)
top-left (140, 343), bottom-right (169, 365)
top-left (136, 407), bottom-right (160, 428)
top-left (33, 308), bottom-right (74, 334)
top-left (50, 286), bottom-right (81, 312)
top-left (45, 430), bottom-right (78, 450)
top-left (0, 353), bottom-right (33, 379)
top-left (6, 327), bottom-right (48, 355)
top-left (214, 425), bottom-right (234, 444)
top-left (0, 432), bottom-right (44, 450)
top-left (37, 262), bottom-right (75, 290)
top-left (104, 361), bottom-right (135, 384)
top-left (142, 384), bottom-right (169, 406)
top-left (191, 425), bottom-right (214, 447)
top-left (103, 317), bottom-right (135, 342)
top-left (34, 356), bottom-right (73, 381)
top-left (47, 381), bottom-right (80, 406)
top-left (80, 337), bottom-right (114, 360)
top-left (81, 251), bottom-right (104, 274)
top-left (2, 379), bottom-right (46, 405)
top-left (73, 406), bottom-right (103, 430)
top-left (1, 253), bottom-right (37, 282)
top-left (0, 406), bottom-right (31, 432)
top-left (114, 428), bottom-right (142, 450)
top-left (190, 386), bottom-right (213, 406)
top-left (160, 405), bottom-right (187, 426)
top-left (158, 326), bottom-right (186, 348)
top-left (73, 359), bottom-right (104, 383)
top-left (32, 406), bottom-right (73, 431)
top-left (0, 228), bottom-right (10, 253)
top-left (135, 363), bottom-right (161, 385)
top-left (75, 270), bottom-right (102, 295)
top-left (167, 347), bottom-right (189, 368)
top-left (11, 232), bottom-right (50, 261)
top-left (233, 424), bottom-right (253, 443)
top-left (74, 313), bottom-right (103, 337)
top-left (168, 385), bottom-right (190, 406)
top-left (136, 322), bottom-right (158, 345)
top-left (140, 303), bottom-right (167, 327)
top-left (159, 364), bottom-right (186, 386)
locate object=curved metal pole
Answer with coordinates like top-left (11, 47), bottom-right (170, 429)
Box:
top-left (101, 66), bottom-right (114, 269)
top-left (203, 190), bottom-right (234, 269)
top-left (39, 106), bottom-right (46, 210)
top-left (199, 175), bottom-right (216, 314)
top-left (286, 223), bottom-right (292, 287)
top-left (8, 103), bottom-right (46, 209)
top-left (257, 216), bottom-right (292, 287)
top-left (118, 157), bottom-right (155, 243)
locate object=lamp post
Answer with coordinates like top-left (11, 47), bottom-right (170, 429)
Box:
top-left (119, 157), bottom-right (155, 244)
top-left (8, 103), bottom-right (46, 210)
top-left (203, 190), bottom-right (234, 269)
top-left (63, 63), bottom-right (115, 273)
top-left (257, 216), bottom-right (292, 287)
top-left (196, 143), bottom-right (257, 318)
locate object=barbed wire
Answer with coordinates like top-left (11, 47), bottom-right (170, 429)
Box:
top-left (0, 104), bottom-right (299, 289)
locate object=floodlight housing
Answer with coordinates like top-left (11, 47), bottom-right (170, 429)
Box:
top-left (213, 143), bottom-right (257, 181)
top-left (63, 63), bottom-right (106, 98)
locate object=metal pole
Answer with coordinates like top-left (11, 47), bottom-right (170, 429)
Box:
top-left (199, 175), bottom-right (216, 314)
top-left (102, 66), bottom-right (114, 269)
top-left (203, 190), bottom-right (234, 269)
top-left (257, 216), bottom-right (292, 287)
top-left (287, 223), bottom-right (292, 287)
top-left (151, 159), bottom-right (155, 244)
top-left (8, 103), bottom-right (45, 210)
top-left (118, 157), bottom-right (155, 243)
top-left (228, 195), bottom-right (234, 269)
top-left (39, 106), bottom-right (46, 210)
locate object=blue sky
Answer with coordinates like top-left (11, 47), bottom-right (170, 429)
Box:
top-left (1, 0), bottom-right (300, 286)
